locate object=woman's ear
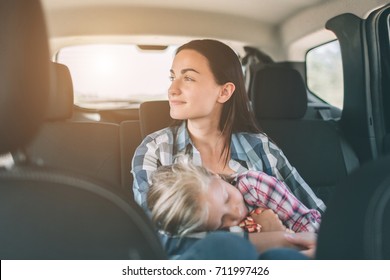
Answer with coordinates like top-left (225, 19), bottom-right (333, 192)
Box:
top-left (217, 82), bottom-right (235, 104)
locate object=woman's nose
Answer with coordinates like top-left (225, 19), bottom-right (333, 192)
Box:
top-left (168, 80), bottom-right (181, 97)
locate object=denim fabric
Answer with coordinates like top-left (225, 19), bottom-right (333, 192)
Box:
top-left (178, 232), bottom-right (258, 260)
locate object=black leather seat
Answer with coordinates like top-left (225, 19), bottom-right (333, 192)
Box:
top-left (251, 64), bottom-right (360, 203)
top-left (0, 0), bottom-right (165, 260)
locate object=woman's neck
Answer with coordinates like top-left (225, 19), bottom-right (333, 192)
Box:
top-left (187, 119), bottom-right (233, 175)
top-left (187, 119), bottom-right (223, 150)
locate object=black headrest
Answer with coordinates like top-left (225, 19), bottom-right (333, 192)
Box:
top-left (46, 63), bottom-right (74, 121)
top-left (0, 0), bottom-right (50, 154)
top-left (251, 64), bottom-right (307, 119)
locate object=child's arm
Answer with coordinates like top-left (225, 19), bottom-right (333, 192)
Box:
top-left (236, 171), bottom-right (321, 232)
top-left (249, 208), bottom-right (287, 232)
top-left (239, 207), bottom-right (287, 232)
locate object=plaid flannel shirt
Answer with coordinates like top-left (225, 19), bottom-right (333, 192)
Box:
top-left (235, 170), bottom-right (321, 233)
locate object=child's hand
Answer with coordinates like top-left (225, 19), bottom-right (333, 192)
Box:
top-left (250, 208), bottom-right (286, 232)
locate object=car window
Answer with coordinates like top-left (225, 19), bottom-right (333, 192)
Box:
top-left (0, 153), bottom-right (14, 169)
top-left (56, 44), bottom-right (177, 109)
top-left (306, 40), bottom-right (343, 109)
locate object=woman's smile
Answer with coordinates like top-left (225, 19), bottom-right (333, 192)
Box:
top-left (169, 100), bottom-right (186, 106)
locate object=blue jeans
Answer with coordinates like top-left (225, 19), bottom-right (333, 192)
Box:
top-left (178, 232), bottom-right (308, 260)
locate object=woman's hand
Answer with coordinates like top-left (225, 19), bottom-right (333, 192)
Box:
top-left (248, 231), bottom-right (317, 259)
top-left (250, 208), bottom-right (286, 232)
top-left (284, 232), bottom-right (317, 258)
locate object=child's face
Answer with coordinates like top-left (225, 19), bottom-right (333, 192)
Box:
top-left (203, 176), bottom-right (248, 230)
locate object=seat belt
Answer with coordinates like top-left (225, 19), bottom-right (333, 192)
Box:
top-left (317, 108), bottom-right (333, 120)
top-left (339, 132), bottom-right (360, 174)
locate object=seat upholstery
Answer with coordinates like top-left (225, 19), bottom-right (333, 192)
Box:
top-left (139, 100), bottom-right (173, 138)
top-left (0, 0), bottom-right (50, 154)
top-left (25, 62), bottom-right (125, 193)
top-left (45, 62), bottom-right (74, 121)
top-left (0, 0), bottom-right (165, 259)
top-left (120, 120), bottom-right (142, 196)
top-left (252, 65), bottom-right (307, 120)
top-left (124, 100), bottom-right (172, 192)
top-left (316, 155), bottom-right (390, 259)
top-left (251, 64), bottom-right (359, 203)
top-left (0, 166), bottom-right (165, 259)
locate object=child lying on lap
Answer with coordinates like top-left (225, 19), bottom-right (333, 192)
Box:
top-left (147, 159), bottom-right (321, 236)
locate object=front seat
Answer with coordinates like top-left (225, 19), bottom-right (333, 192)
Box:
top-left (250, 63), bottom-right (359, 203)
top-left (0, 0), bottom-right (165, 259)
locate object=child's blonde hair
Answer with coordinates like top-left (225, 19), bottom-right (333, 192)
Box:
top-left (147, 157), bottom-right (214, 236)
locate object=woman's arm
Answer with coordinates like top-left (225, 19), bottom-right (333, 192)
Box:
top-left (249, 231), bottom-right (296, 251)
top-left (248, 231), bottom-right (317, 258)
top-left (284, 232), bottom-right (317, 258)
top-left (131, 136), bottom-right (162, 210)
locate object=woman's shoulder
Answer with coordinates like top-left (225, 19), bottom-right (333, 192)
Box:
top-left (232, 131), bottom-right (283, 158)
top-left (133, 127), bottom-right (177, 163)
top-left (142, 126), bottom-right (176, 145)
top-left (234, 131), bottom-right (271, 145)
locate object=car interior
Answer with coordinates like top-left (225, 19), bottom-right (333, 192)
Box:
top-left (1, 0), bottom-right (390, 260)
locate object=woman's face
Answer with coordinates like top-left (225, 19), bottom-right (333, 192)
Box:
top-left (168, 49), bottom-right (224, 121)
top-left (203, 176), bottom-right (248, 231)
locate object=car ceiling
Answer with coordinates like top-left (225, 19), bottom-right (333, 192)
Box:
top-left (41, 0), bottom-right (329, 25)
top-left (41, 0), bottom-right (387, 60)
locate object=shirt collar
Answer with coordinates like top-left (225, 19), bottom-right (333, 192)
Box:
top-left (231, 133), bottom-right (247, 161)
top-left (175, 123), bottom-right (250, 169)
top-left (175, 121), bottom-right (192, 152)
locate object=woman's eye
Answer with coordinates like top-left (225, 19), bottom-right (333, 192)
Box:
top-left (169, 76), bottom-right (175, 81)
top-left (184, 76), bottom-right (194, 82)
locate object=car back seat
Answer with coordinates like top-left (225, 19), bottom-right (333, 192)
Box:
top-left (24, 62), bottom-right (131, 196)
top-left (139, 100), bottom-right (173, 138)
top-left (120, 120), bottom-right (142, 196)
top-left (119, 101), bottom-right (172, 198)
top-left (250, 64), bottom-right (360, 203)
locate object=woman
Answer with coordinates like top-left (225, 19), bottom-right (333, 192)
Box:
top-left (132, 39), bottom-right (325, 258)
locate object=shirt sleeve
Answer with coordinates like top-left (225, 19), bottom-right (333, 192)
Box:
top-left (236, 171), bottom-right (321, 233)
top-left (131, 135), bottom-right (162, 211)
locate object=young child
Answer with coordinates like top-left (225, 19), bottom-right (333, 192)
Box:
top-left (147, 159), bottom-right (321, 237)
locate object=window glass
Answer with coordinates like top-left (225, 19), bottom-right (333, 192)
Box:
top-left (56, 44), bottom-right (177, 108)
top-left (306, 40), bottom-right (343, 109)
